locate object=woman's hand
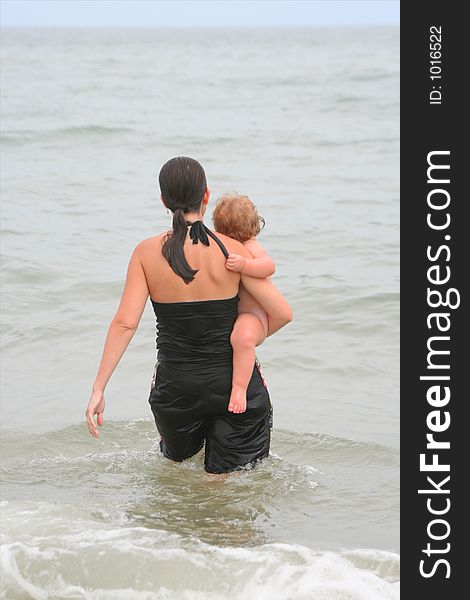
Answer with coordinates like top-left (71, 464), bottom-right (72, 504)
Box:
top-left (85, 389), bottom-right (105, 438)
top-left (225, 253), bottom-right (246, 272)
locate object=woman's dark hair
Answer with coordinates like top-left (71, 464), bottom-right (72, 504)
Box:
top-left (159, 156), bottom-right (207, 284)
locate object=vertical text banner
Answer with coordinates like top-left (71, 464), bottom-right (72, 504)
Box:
top-left (401, 2), bottom-right (465, 597)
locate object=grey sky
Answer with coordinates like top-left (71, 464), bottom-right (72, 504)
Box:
top-left (0, 0), bottom-right (399, 28)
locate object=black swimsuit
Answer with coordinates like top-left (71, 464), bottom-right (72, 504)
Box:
top-left (148, 222), bottom-right (273, 474)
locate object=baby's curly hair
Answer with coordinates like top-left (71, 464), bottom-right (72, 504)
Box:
top-left (212, 193), bottom-right (265, 243)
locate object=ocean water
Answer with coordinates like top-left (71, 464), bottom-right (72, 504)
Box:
top-left (0, 28), bottom-right (399, 599)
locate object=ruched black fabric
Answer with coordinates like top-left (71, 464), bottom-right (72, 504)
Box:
top-left (150, 296), bottom-right (238, 365)
top-left (147, 225), bottom-right (273, 474)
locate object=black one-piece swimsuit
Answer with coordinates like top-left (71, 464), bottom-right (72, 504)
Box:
top-left (147, 221), bottom-right (273, 474)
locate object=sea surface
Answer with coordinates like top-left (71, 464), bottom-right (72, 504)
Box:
top-left (0, 27), bottom-right (399, 599)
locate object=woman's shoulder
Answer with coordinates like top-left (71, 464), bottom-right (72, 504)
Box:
top-left (136, 232), bottom-right (168, 248)
top-left (132, 233), bottom-right (168, 259)
top-left (210, 230), bottom-right (246, 254)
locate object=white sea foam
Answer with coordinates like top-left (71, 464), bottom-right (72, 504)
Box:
top-left (1, 500), bottom-right (399, 599)
top-left (1, 530), bottom-right (399, 600)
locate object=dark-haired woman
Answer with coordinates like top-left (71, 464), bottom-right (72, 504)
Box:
top-left (85, 157), bottom-right (292, 474)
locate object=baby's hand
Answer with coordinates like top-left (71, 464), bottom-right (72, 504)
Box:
top-left (225, 253), bottom-right (246, 272)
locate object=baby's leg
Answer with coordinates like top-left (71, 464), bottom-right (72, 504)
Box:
top-left (228, 312), bottom-right (267, 413)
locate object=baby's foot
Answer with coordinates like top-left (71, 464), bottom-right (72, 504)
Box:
top-left (228, 385), bottom-right (247, 413)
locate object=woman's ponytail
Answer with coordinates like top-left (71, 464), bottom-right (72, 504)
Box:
top-left (159, 157), bottom-right (207, 284)
top-left (162, 208), bottom-right (198, 284)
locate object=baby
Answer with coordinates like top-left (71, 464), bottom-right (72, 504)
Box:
top-left (213, 193), bottom-right (275, 414)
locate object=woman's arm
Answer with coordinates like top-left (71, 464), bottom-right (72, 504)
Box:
top-left (86, 244), bottom-right (149, 437)
top-left (92, 244), bottom-right (149, 391)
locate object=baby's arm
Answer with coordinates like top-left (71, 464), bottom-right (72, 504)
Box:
top-left (225, 239), bottom-right (275, 278)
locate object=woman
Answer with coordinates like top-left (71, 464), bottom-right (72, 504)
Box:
top-left (85, 156), bottom-right (292, 474)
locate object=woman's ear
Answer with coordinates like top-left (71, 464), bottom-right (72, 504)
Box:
top-left (202, 187), bottom-right (210, 205)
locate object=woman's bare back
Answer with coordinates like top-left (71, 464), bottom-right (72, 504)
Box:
top-left (137, 228), bottom-right (243, 303)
